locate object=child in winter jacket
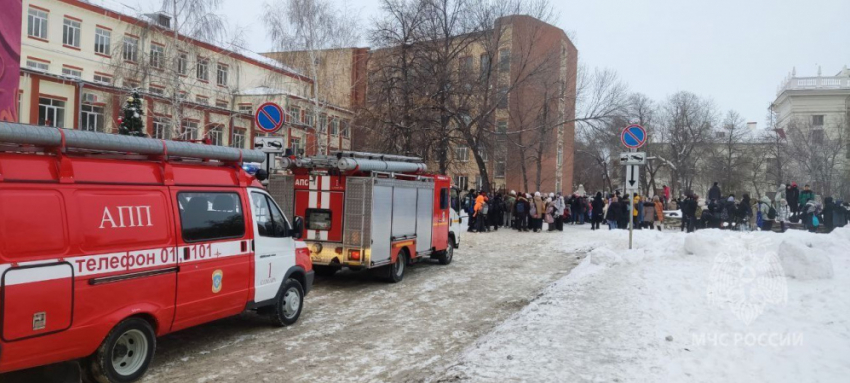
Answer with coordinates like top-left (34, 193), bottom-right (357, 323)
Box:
top-left (776, 199), bottom-right (790, 232)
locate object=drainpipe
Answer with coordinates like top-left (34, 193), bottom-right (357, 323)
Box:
top-left (77, 78), bottom-right (84, 130)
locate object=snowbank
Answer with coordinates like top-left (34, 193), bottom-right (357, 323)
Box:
top-left (444, 226), bottom-right (850, 382)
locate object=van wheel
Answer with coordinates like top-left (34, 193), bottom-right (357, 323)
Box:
top-left (437, 243), bottom-right (453, 265)
top-left (270, 279), bottom-right (304, 327)
top-left (86, 317), bottom-right (156, 383)
top-left (386, 250), bottom-right (407, 283)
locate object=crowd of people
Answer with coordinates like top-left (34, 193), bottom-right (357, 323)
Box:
top-left (457, 181), bottom-right (850, 235)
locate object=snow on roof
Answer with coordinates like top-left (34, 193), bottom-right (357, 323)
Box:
top-left (79, 0), bottom-right (306, 78)
top-left (237, 86), bottom-right (297, 97)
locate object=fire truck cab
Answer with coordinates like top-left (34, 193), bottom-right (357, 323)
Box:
top-left (268, 151), bottom-right (462, 282)
top-left (0, 123), bottom-right (313, 382)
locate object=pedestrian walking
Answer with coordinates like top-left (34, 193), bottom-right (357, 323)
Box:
top-left (776, 198), bottom-right (790, 232)
top-left (653, 196), bottom-right (664, 231)
top-left (606, 196), bottom-right (621, 229)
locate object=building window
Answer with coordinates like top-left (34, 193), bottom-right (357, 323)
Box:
top-left (150, 44), bottom-right (164, 69)
top-left (61, 67), bottom-right (82, 78)
top-left (496, 120), bottom-right (507, 136)
top-left (341, 120), bottom-right (350, 138)
top-left (216, 64), bottom-right (228, 86)
top-left (330, 119), bottom-right (339, 136)
top-left (62, 18), bottom-right (81, 48)
top-left (238, 104), bottom-right (252, 114)
top-left (460, 56), bottom-right (473, 73)
top-left (94, 27), bottom-right (111, 55)
top-left (455, 145), bottom-right (469, 162)
top-left (495, 160), bottom-right (506, 178)
top-left (812, 115), bottom-right (824, 127)
top-left (231, 129), bottom-right (245, 148)
top-left (291, 137), bottom-right (302, 155)
top-left (319, 114), bottom-right (328, 133)
top-left (196, 57), bottom-right (209, 81)
top-left (124, 80), bottom-right (140, 90)
top-left (177, 52), bottom-right (188, 75)
top-left (499, 49), bottom-right (510, 72)
top-left (454, 175), bottom-right (468, 191)
top-left (497, 86), bottom-right (508, 109)
top-left (480, 54), bottom-right (490, 79)
top-left (28, 8), bottom-right (48, 40)
top-left (81, 104), bottom-right (104, 132)
top-left (195, 96), bottom-right (208, 105)
top-left (478, 147), bottom-right (488, 161)
top-left (216, 99), bottom-right (228, 108)
top-left (38, 97), bottom-right (65, 128)
top-left (153, 117), bottom-right (169, 139)
top-left (93, 73), bottom-right (112, 85)
top-left (149, 86), bottom-right (165, 96)
top-left (182, 120), bottom-right (199, 140)
top-left (208, 126), bottom-right (223, 146)
top-left (26, 59), bottom-right (49, 72)
top-left (304, 112), bottom-right (314, 127)
top-left (812, 129), bottom-right (824, 145)
top-left (288, 106), bottom-right (301, 124)
top-left (122, 36), bottom-right (138, 62)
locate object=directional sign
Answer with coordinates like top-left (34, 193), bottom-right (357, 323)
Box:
top-left (255, 102), bottom-right (284, 133)
top-left (254, 136), bottom-right (285, 153)
top-left (625, 165), bottom-right (640, 191)
top-left (621, 124), bottom-right (647, 149)
top-left (619, 151), bottom-right (646, 165)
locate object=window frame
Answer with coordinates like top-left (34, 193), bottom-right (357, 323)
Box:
top-left (177, 52), bottom-right (188, 75)
top-left (94, 27), bottom-right (111, 55)
top-left (81, 104), bottom-right (104, 132)
top-left (216, 63), bottom-right (228, 86)
top-left (305, 208), bottom-right (333, 231)
top-left (62, 18), bottom-right (81, 48)
top-left (150, 44), bottom-right (165, 69)
top-left (38, 97), bottom-right (66, 128)
top-left (153, 117), bottom-right (170, 139)
top-left (122, 35), bottom-right (139, 63)
top-left (178, 191), bottom-right (246, 243)
top-left (28, 8), bottom-right (49, 40)
top-left (455, 145), bottom-right (469, 162)
top-left (251, 191), bottom-right (291, 238)
top-left (231, 128), bottom-right (245, 149)
top-left (196, 57), bottom-right (209, 81)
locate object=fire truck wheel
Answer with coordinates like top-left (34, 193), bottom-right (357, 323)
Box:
top-left (270, 278), bottom-right (304, 327)
top-left (438, 243), bottom-right (454, 265)
top-left (86, 317), bottom-right (156, 383)
top-left (386, 250), bottom-right (408, 283)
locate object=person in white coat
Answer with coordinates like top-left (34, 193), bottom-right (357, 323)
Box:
top-left (552, 192), bottom-right (566, 231)
top-left (775, 184), bottom-right (786, 205)
top-left (776, 198), bottom-right (791, 232)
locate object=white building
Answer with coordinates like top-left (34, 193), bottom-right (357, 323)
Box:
top-left (772, 66), bottom-right (850, 139)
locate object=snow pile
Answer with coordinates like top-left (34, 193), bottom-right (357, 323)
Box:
top-left (443, 226), bottom-right (850, 383)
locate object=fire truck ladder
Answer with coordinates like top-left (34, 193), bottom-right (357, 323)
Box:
top-left (0, 122), bottom-right (265, 163)
top-left (280, 151), bottom-right (427, 174)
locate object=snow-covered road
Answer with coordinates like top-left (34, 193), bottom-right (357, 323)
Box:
top-left (440, 226), bottom-right (850, 383)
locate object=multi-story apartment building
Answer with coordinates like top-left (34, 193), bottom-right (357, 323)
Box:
top-left (12, 0), bottom-right (353, 154)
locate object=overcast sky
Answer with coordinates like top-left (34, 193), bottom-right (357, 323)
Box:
top-left (215, 0), bottom-right (850, 127)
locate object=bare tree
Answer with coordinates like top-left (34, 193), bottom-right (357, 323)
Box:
top-left (702, 110), bottom-right (751, 195)
top-left (264, 0), bottom-right (361, 155)
top-left (782, 115), bottom-right (849, 197)
top-left (656, 91), bottom-right (717, 197)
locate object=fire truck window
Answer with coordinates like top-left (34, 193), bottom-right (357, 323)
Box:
top-left (178, 192), bottom-right (245, 242)
top-left (306, 209), bottom-right (332, 231)
top-left (440, 188), bottom-right (449, 210)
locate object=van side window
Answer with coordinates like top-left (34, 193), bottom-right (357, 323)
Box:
top-left (440, 188), bottom-right (449, 210)
top-left (178, 192), bottom-right (245, 242)
top-left (251, 192), bottom-right (289, 238)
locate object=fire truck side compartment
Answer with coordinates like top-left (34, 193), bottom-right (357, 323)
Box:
top-left (268, 175), bottom-right (295, 221)
top-left (415, 188), bottom-right (434, 253)
top-left (343, 178), bottom-right (372, 249)
top-left (370, 184), bottom-right (393, 265)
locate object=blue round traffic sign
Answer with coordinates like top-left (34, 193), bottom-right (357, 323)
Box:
top-left (255, 102), bottom-right (284, 133)
top-left (621, 124), bottom-right (647, 149)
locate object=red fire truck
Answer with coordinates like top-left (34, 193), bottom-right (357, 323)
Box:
top-left (268, 151), bottom-right (462, 282)
top-left (0, 122), bottom-right (313, 382)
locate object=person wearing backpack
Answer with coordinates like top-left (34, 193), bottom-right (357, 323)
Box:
top-left (473, 191), bottom-right (488, 233)
top-left (531, 192), bottom-right (545, 232)
top-left (514, 193), bottom-right (530, 232)
top-left (759, 196), bottom-right (775, 231)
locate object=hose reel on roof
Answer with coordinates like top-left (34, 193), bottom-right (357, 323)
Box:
top-left (0, 122), bottom-right (265, 163)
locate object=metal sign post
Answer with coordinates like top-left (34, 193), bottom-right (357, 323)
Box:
top-left (620, 124), bottom-right (647, 250)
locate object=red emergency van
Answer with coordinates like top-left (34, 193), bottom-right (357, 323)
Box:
top-left (0, 123), bottom-right (313, 382)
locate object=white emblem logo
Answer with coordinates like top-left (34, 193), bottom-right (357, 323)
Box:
top-left (707, 237), bottom-right (787, 326)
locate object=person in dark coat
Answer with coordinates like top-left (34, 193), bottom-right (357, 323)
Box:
top-left (708, 182), bottom-right (722, 202)
top-left (619, 198), bottom-right (630, 229)
top-left (786, 183), bottom-right (800, 216)
top-left (489, 194), bottom-right (503, 231)
top-left (591, 192), bottom-right (604, 230)
top-left (823, 197), bottom-right (836, 233)
top-left (799, 184), bottom-right (815, 207)
top-left (606, 196), bottom-right (621, 229)
top-left (514, 194), bottom-right (530, 232)
top-left (737, 193), bottom-right (753, 231)
top-left (680, 194), bottom-right (698, 233)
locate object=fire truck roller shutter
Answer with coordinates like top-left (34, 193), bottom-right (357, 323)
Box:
top-left (415, 187), bottom-right (433, 254)
top-left (391, 185), bottom-right (417, 241)
top-left (0, 122), bottom-right (265, 163)
top-left (370, 184), bottom-right (393, 265)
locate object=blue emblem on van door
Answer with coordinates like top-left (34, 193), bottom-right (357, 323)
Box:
top-left (212, 270), bottom-right (223, 293)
